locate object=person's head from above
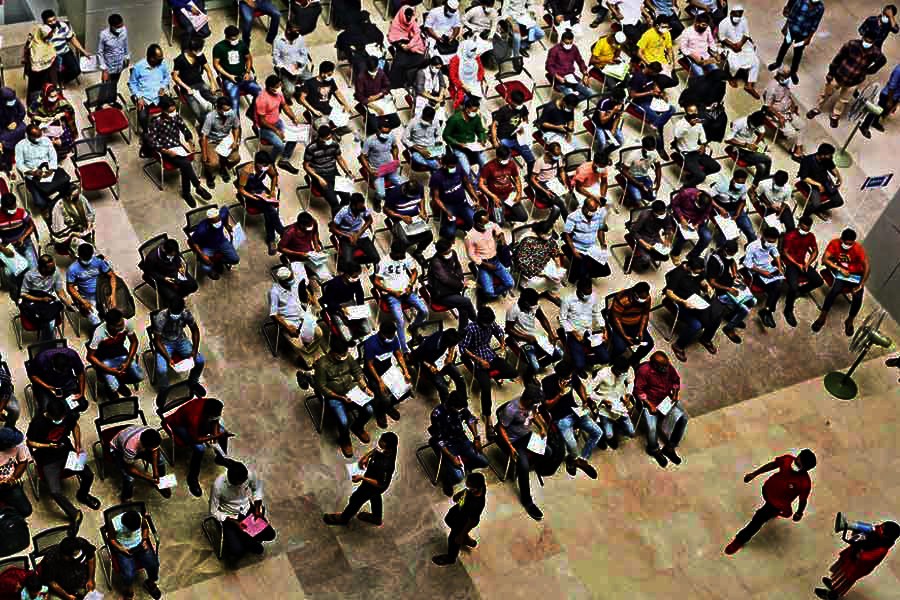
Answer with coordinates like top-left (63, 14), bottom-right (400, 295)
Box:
top-left (747, 110), bottom-right (767, 129)
top-left (215, 96), bottom-right (232, 117)
top-left (120, 510), bottom-right (143, 533)
top-left (651, 200), bottom-right (668, 219)
top-left (861, 33), bottom-right (877, 49)
top-left (531, 219), bottom-right (554, 239)
top-left (421, 104), bottom-right (436, 125)
top-left (44, 84), bottom-right (61, 105)
top-left (447, 390), bottom-right (469, 413)
top-left (771, 169), bottom-right (789, 188)
top-left (429, 55), bottom-right (442, 72)
top-left (762, 226), bottom-right (780, 247)
top-left (435, 237), bottom-right (454, 259)
top-left (466, 471), bottom-right (486, 496)
top-left (876, 521), bottom-right (900, 545)
top-left (481, 0), bottom-right (496, 8)
top-left (389, 240), bottom-right (406, 262)
top-left (146, 44), bottom-right (164, 68)
top-left (275, 266), bottom-right (294, 289)
top-left (401, 179), bottom-right (422, 198)
top-left (168, 296), bottom-right (187, 319)
top-left (377, 320), bottom-right (398, 344)
top-left (816, 142), bottom-right (836, 162)
top-left (377, 117), bottom-right (392, 140)
top-left (45, 398), bottom-right (67, 424)
top-left (358, 9), bottom-right (372, 24)
top-left (442, 150), bottom-right (459, 173)
top-left (224, 25), bottom-right (241, 45)
top-left (562, 93), bottom-right (580, 110)
top-left (731, 169), bottom-right (749, 190)
top-left (611, 356), bottom-right (631, 377)
top-left (642, 135), bottom-right (657, 154)
top-left (285, 24), bottom-right (301, 41)
top-left (631, 281), bottom-right (651, 303)
top-left (576, 277), bottom-right (593, 301)
top-left (547, 141), bottom-right (563, 159)
top-left (476, 306), bottom-right (496, 327)
top-left (693, 13), bottom-right (711, 31)
top-left (254, 150), bottom-right (273, 172)
top-left (883, 4), bottom-right (898, 19)
top-left (1, 193), bottom-right (16, 214)
top-left (139, 428), bottom-right (162, 451)
top-left (296, 211), bottom-right (316, 232)
top-left (722, 238), bottom-right (739, 259)
top-left (104, 308), bottom-right (127, 336)
top-left (797, 214), bottom-right (814, 235)
top-left (189, 37), bottom-right (205, 57)
top-left (553, 360), bottom-right (573, 387)
top-left (377, 431), bottom-right (399, 455)
top-left (520, 383), bottom-right (544, 409)
top-left (22, 574), bottom-right (43, 595)
top-left (341, 260), bottom-right (362, 283)
top-left (0, 427), bottom-right (23, 451)
top-left (653, 16), bottom-right (671, 34)
top-left (329, 335), bottom-right (350, 360)
top-left (226, 460), bottom-right (249, 486)
top-left (517, 287), bottom-right (540, 313)
top-left (159, 96), bottom-right (177, 118)
top-left (49, 351), bottom-right (71, 376)
top-left (37, 254), bottom-right (55, 277)
top-left (317, 125), bottom-right (335, 145)
top-left (365, 56), bottom-right (380, 78)
top-left (686, 255), bottom-right (706, 276)
top-left (445, 0), bottom-right (459, 17)
top-left (403, 5), bottom-right (416, 21)
top-left (694, 189), bottom-right (711, 208)
top-left (644, 61), bottom-right (664, 76)
top-left (464, 97), bottom-right (480, 119)
top-left (593, 151), bottom-right (611, 171)
top-left (775, 66), bottom-right (792, 86)
top-left (440, 327), bottom-right (461, 350)
top-left (840, 228), bottom-right (858, 250)
top-left (265, 74), bottom-right (282, 95)
top-left (472, 209), bottom-right (489, 232)
top-left (496, 144), bottom-right (512, 165)
top-left (560, 30), bottom-right (575, 50)
top-left (162, 238), bottom-right (180, 262)
top-left (793, 448), bottom-right (817, 472)
top-left (26, 124), bottom-right (42, 144)
top-left (59, 537), bottom-right (88, 563)
top-left (729, 5), bottom-right (744, 22)
top-left (348, 193), bottom-right (366, 216)
top-left (319, 60), bottom-right (336, 81)
top-left (684, 104), bottom-right (702, 124)
top-left (108, 13), bottom-right (124, 32)
top-left (581, 197), bottom-right (599, 218)
top-left (649, 350), bottom-right (670, 373)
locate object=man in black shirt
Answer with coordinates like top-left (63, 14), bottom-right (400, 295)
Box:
top-left (628, 200), bottom-right (676, 270)
top-left (706, 239), bottom-right (755, 344)
top-left (320, 261), bottom-right (372, 342)
top-left (140, 239), bottom-right (199, 307)
top-left (299, 61), bottom-right (354, 128)
top-left (628, 62), bottom-right (677, 158)
top-left (427, 238), bottom-right (477, 329)
top-left (537, 93), bottom-right (578, 141)
top-left (541, 362), bottom-right (600, 478)
top-left (172, 38), bottom-right (218, 123)
top-left (490, 89), bottom-right (535, 172)
top-left (39, 536), bottom-right (97, 600)
top-left (26, 398), bottom-right (101, 528)
top-left (797, 143), bottom-right (845, 217)
top-left (324, 432), bottom-right (398, 526)
top-left (428, 390), bottom-right (489, 496)
top-left (303, 125), bottom-right (354, 216)
top-left (664, 256), bottom-right (725, 362)
top-left (412, 328), bottom-right (466, 404)
top-left (432, 472), bottom-right (487, 566)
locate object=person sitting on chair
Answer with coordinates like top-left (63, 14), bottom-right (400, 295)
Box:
top-left (166, 397), bottom-right (230, 497)
top-left (0, 358), bottom-right (20, 428)
top-left (706, 239), bottom-right (755, 344)
top-left (303, 125), bottom-right (355, 217)
top-left (128, 44), bottom-right (171, 131)
top-left (781, 216), bottom-right (824, 327)
top-left (28, 343), bottom-right (87, 413)
top-left (188, 206), bottom-right (240, 280)
top-left (811, 228), bottom-right (869, 336)
top-left (607, 282), bottom-right (655, 364)
top-left (710, 168), bottom-right (757, 245)
top-left (429, 390), bottom-right (489, 496)
top-left (106, 509), bottom-right (162, 599)
top-left (0, 193), bottom-right (38, 284)
top-left (0, 427), bottom-right (33, 518)
top-left (628, 200), bottom-right (676, 271)
top-left (670, 186), bottom-right (715, 262)
top-left (672, 104), bottom-right (721, 188)
top-left (254, 75), bottom-right (303, 174)
top-left (664, 256), bottom-right (726, 361)
top-left (749, 169), bottom-right (794, 232)
top-left (541, 362), bottom-right (601, 476)
top-left (465, 210), bottom-right (514, 300)
top-left (431, 152), bottom-right (479, 238)
top-left (362, 321), bottom-right (408, 423)
top-left (512, 221), bottom-right (566, 303)
top-left (505, 288), bottom-right (562, 379)
top-left (151, 297), bottom-right (207, 404)
top-left (478, 145), bottom-right (527, 224)
top-left (621, 136), bottom-right (663, 209)
top-left (529, 142), bottom-right (569, 225)
top-left (427, 237), bottom-right (477, 329)
top-left (19, 254), bottom-right (73, 341)
top-left (588, 358), bottom-right (637, 448)
top-left (679, 13), bottom-right (721, 77)
top-left (278, 211), bottom-right (332, 282)
top-left (66, 243), bottom-right (114, 328)
top-left (404, 104), bottom-right (445, 172)
top-left (86, 309), bottom-right (145, 399)
top-left (634, 351), bottom-right (687, 467)
top-left (110, 426), bottom-right (170, 501)
top-left (443, 96), bottom-right (488, 178)
top-left (146, 97), bottom-right (212, 208)
top-left (212, 26), bottom-right (262, 114)
top-left (384, 180), bottom-right (434, 264)
top-left (374, 241), bottom-right (429, 354)
top-left (460, 307), bottom-right (519, 430)
top-left (742, 227), bottom-right (785, 329)
top-left (725, 110), bottom-right (771, 182)
top-left (321, 261), bottom-right (372, 343)
top-left (38, 536), bottom-right (98, 600)
top-left (797, 143), bottom-right (845, 219)
top-left (14, 124), bottom-right (71, 216)
top-left (140, 238), bottom-right (200, 307)
top-left (330, 193), bottom-right (381, 266)
top-left (236, 151), bottom-right (286, 255)
top-left (560, 278), bottom-right (608, 376)
top-left (490, 89), bottom-right (535, 174)
top-left (413, 327), bottom-right (466, 405)
top-left (563, 198), bottom-right (611, 283)
top-left (268, 264), bottom-right (326, 370)
top-left (209, 461), bottom-right (276, 565)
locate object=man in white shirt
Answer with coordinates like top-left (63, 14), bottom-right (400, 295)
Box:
top-left (268, 264), bottom-right (325, 367)
top-left (717, 6), bottom-right (760, 98)
top-left (672, 105), bottom-right (721, 187)
top-left (505, 288), bottom-right (562, 377)
top-left (209, 461), bottom-right (276, 564)
top-left (742, 226), bottom-right (784, 329)
top-left (374, 241), bottom-right (429, 354)
top-left (559, 278), bottom-right (608, 376)
top-left (14, 125), bottom-right (71, 213)
top-left (272, 24), bottom-right (312, 102)
top-left (711, 169), bottom-right (756, 244)
top-left (725, 110), bottom-right (771, 182)
top-left (425, 0), bottom-right (463, 60)
top-left (463, 0), bottom-right (498, 37)
top-left (749, 170), bottom-right (794, 231)
top-left (588, 358), bottom-right (636, 447)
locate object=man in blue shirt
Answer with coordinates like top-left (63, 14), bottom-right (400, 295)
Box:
top-left (563, 198), bottom-right (611, 283)
top-left (97, 14), bottom-right (130, 89)
top-left (362, 322), bottom-right (408, 424)
top-left (384, 180), bottom-right (433, 261)
top-left (768, 0), bottom-right (826, 83)
top-left (861, 63), bottom-right (900, 137)
top-left (188, 206), bottom-right (240, 279)
top-left (66, 243), bottom-right (113, 327)
top-left (329, 193), bottom-right (380, 266)
top-left (361, 118), bottom-right (401, 211)
top-left (128, 44), bottom-right (171, 131)
top-left (430, 153), bottom-right (478, 238)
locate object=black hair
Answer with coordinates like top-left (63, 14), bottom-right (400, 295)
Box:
top-left (255, 151), bottom-right (273, 165)
top-left (104, 308), bottom-right (124, 327)
top-left (733, 169), bottom-right (748, 180)
top-left (317, 125), bottom-right (333, 139)
top-left (265, 74), bottom-right (281, 89)
top-left (379, 431), bottom-right (399, 452)
top-left (763, 226), bottom-right (780, 240)
top-left (366, 56), bottom-right (380, 72)
top-left (41, 9), bottom-right (56, 22)
top-left (121, 510), bottom-right (142, 530)
top-left (343, 260), bottom-right (362, 276)
top-left (319, 60), bottom-right (336, 74)
top-left (330, 336), bottom-right (349, 354)
top-left (349, 192), bottom-right (366, 207)
top-left (139, 428), bottom-right (162, 449)
top-left (227, 461), bottom-right (249, 485)
top-left (817, 143), bottom-right (836, 155)
top-left (59, 536), bottom-right (80, 557)
top-left (435, 237), bottom-right (454, 254)
top-left (46, 398), bottom-right (67, 419)
top-left (466, 471), bottom-right (486, 491)
top-left (158, 96), bottom-right (174, 111)
top-left (147, 44), bottom-right (163, 60)
top-left (797, 448), bottom-right (817, 470)
top-left (694, 13), bottom-right (711, 24)
top-left (510, 89), bottom-right (526, 104)
top-left (633, 281), bottom-right (651, 295)
top-left (216, 96), bottom-right (232, 109)
top-left (841, 228), bottom-right (857, 242)
top-left (477, 306), bottom-right (496, 324)
top-left (168, 296), bottom-right (186, 313)
top-left (687, 256), bottom-right (706, 271)
top-left (496, 144), bottom-right (511, 160)
top-left (520, 287), bottom-right (539, 305)
top-left (441, 328), bottom-right (461, 348)
top-left (464, 97), bottom-right (481, 110)
top-left (448, 390), bottom-right (468, 409)
top-left (379, 320), bottom-right (398, 338)
top-left (109, 14), bottom-right (124, 27)
top-left (650, 200), bottom-right (667, 213)
top-left (422, 105), bottom-right (436, 121)
top-left (162, 239), bottom-right (179, 254)
top-left (642, 135), bottom-right (657, 149)
top-left (0, 194), bottom-right (15, 209)
top-left (224, 25), bottom-right (241, 38)
top-left (798, 215), bottom-right (814, 228)
top-left (561, 30), bottom-right (575, 41)
top-left (773, 170), bottom-right (789, 186)
top-left (189, 37), bottom-right (205, 53)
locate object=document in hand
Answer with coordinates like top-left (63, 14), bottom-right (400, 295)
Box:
top-left (382, 365), bottom-right (411, 399)
top-left (65, 451), bottom-right (87, 472)
top-left (157, 474), bottom-right (178, 489)
top-left (685, 294), bottom-right (710, 310)
top-left (346, 304), bottom-right (370, 320)
top-left (713, 215), bottom-right (740, 241)
top-left (546, 178), bottom-right (568, 197)
top-left (652, 242), bottom-right (671, 256)
top-left (283, 122), bottom-right (310, 143)
top-left (172, 357), bottom-right (195, 373)
top-left (347, 386), bottom-right (373, 407)
top-left (346, 461), bottom-right (365, 482)
top-left (401, 216), bottom-right (429, 236)
top-left (587, 245), bottom-right (609, 265)
top-left (678, 222), bottom-right (699, 242)
top-left (526, 432), bottom-right (547, 455)
top-left (239, 514), bottom-right (270, 537)
top-left (334, 176), bottom-right (355, 194)
top-left (66, 395), bottom-right (81, 410)
top-left (215, 137), bottom-right (234, 157)
top-left (656, 396), bottom-right (674, 416)
top-left (231, 223), bottom-right (246, 249)
top-left (589, 333), bottom-right (605, 346)
top-left (534, 333), bottom-right (556, 356)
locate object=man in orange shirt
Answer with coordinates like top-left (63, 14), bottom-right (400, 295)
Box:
top-left (811, 229), bottom-right (869, 336)
top-left (725, 449), bottom-right (816, 554)
top-left (254, 74), bottom-right (302, 173)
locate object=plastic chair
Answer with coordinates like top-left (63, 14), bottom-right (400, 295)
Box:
top-left (83, 82), bottom-right (131, 144)
top-left (201, 515), bottom-right (224, 559)
top-left (91, 397), bottom-right (148, 481)
top-left (134, 234), bottom-right (169, 310)
top-left (29, 525), bottom-right (74, 567)
top-left (649, 287), bottom-right (681, 342)
top-left (98, 501), bottom-right (160, 590)
top-left (70, 138), bottom-right (120, 201)
top-left (22, 338), bottom-right (70, 417)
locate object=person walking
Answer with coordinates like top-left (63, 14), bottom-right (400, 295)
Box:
top-left (432, 472), bottom-right (487, 566)
top-left (324, 432), bottom-right (398, 527)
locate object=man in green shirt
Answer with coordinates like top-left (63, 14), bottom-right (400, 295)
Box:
top-left (313, 337), bottom-right (381, 458)
top-left (443, 96), bottom-right (488, 177)
top-left (212, 25), bottom-right (261, 113)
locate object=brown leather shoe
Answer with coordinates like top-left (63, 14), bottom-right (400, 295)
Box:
top-left (351, 426), bottom-right (370, 444)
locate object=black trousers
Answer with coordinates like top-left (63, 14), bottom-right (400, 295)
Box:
top-left (774, 38), bottom-right (805, 76)
top-left (316, 173), bottom-right (352, 216)
top-left (681, 151), bottom-right (721, 188)
top-left (821, 279), bottom-right (864, 321)
top-left (340, 236), bottom-right (380, 266)
top-left (166, 154), bottom-right (202, 197)
top-left (445, 524), bottom-right (476, 561)
top-left (751, 273), bottom-right (784, 311)
top-left (735, 148), bottom-right (771, 181)
top-left (0, 484), bottom-right (32, 518)
top-left (152, 274), bottom-right (199, 307)
top-left (340, 482), bottom-right (384, 522)
top-left (222, 517), bottom-right (276, 561)
top-left (862, 93), bottom-right (895, 129)
top-left (424, 364), bottom-right (466, 405)
top-left (803, 185), bottom-right (845, 216)
top-left (511, 435), bottom-right (553, 507)
top-left (464, 356), bottom-right (518, 417)
top-left (432, 292), bottom-right (477, 329)
top-left (783, 263), bottom-right (823, 313)
top-left (734, 502), bottom-right (782, 545)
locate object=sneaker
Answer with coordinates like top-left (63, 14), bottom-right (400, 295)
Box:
top-left (873, 121), bottom-right (886, 132)
top-left (724, 539), bottom-right (743, 555)
top-left (205, 176), bottom-right (215, 189)
top-left (196, 187), bottom-right (212, 201)
top-left (790, 72), bottom-right (799, 84)
top-left (221, 170), bottom-right (232, 183)
top-left (386, 405), bottom-right (401, 421)
top-left (207, 269), bottom-right (221, 280)
top-left (520, 48), bottom-right (530, 58)
top-left (159, 487), bottom-right (172, 499)
top-left (784, 310), bottom-right (798, 328)
top-left (295, 371), bottom-right (310, 390)
top-left (442, 482), bottom-right (454, 497)
top-left (699, 340), bottom-right (717, 355)
top-left (464, 535), bottom-right (477, 548)
top-left (323, 513), bottom-right (349, 526)
top-left (278, 161), bottom-right (299, 175)
top-left (661, 446), bottom-right (682, 465)
top-left (814, 588), bottom-right (832, 599)
top-left (565, 457), bottom-right (577, 476)
top-left (188, 479), bottom-right (203, 497)
top-left (192, 383), bottom-right (207, 398)
top-left (724, 328), bottom-right (742, 344)
top-left (607, 436), bottom-right (618, 450)
top-left (844, 320), bottom-right (855, 337)
top-left (829, 116), bottom-right (839, 129)
top-left (860, 127), bottom-right (872, 139)
top-left (524, 503), bottom-right (544, 521)
top-left (357, 511), bottom-right (382, 525)
top-left (340, 440), bottom-right (353, 458)
top-left (70, 509), bottom-right (83, 535)
top-left (574, 457), bottom-right (598, 479)
top-left (432, 554), bottom-right (456, 566)
top-left (143, 580), bottom-right (163, 600)
top-left (77, 494), bottom-right (101, 510)
top-left (375, 414), bottom-right (388, 428)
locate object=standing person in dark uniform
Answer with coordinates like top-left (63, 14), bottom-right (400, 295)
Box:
top-left (324, 432), bottom-right (398, 526)
top-left (432, 472), bottom-right (487, 565)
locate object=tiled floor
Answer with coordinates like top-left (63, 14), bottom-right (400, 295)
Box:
top-left (0, 0), bottom-right (898, 598)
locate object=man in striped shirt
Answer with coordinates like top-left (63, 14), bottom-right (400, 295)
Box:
top-left (41, 10), bottom-right (88, 85)
top-left (97, 14), bottom-right (130, 88)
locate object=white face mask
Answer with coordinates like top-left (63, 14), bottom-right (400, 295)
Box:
top-left (442, 252), bottom-right (453, 259)
top-left (348, 276), bottom-right (360, 283)
top-left (882, 15), bottom-right (890, 23)
top-left (732, 182), bottom-right (748, 192)
top-left (562, 43), bottom-right (573, 50)
top-left (634, 296), bottom-right (648, 304)
top-left (323, 75), bottom-right (334, 82)
top-left (446, 167), bottom-right (457, 174)
top-left (5, 208), bottom-right (16, 215)
top-left (467, 110), bottom-right (479, 118)
top-left (169, 312), bottom-right (183, 319)
top-left (797, 229), bottom-right (810, 236)
top-left (368, 70), bottom-right (378, 76)
top-left (791, 461), bottom-right (803, 472)
top-left (229, 39), bottom-right (240, 46)
top-left (499, 158), bottom-right (510, 165)
top-left (5, 100), bottom-right (16, 107)
top-left (841, 242), bottom-right (854, 250)
top-left (322, 138), bottom-right (334, 145)
top-left (212, 221), bottom-right (223, 229)
top-left (862, 41), bottom-right (873, 49)
top-left (431, 66), bottom-right (441, 73)
top-left (731, 16), bottom-right (740, 24)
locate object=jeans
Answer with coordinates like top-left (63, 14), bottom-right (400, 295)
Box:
top-left (154, 338), bottom-right (205, 389)
top-left (222, 78), bottom-right (262, 113)
top-left (80, 291), bottom-right (102, 327)
top-left (633, 99), bottom-right (676, 131)
top-left (558, 80), bottom-right (595, 102)
top-left (625, 175), bottom-right (655, 207)
top-left (373, 171), bottom-right (403, 201)
top-left (339, 235), bottom-right (379, 265)
top-left (671, 223), bottom-right (713, 262)
top-left (173, 424), bottom-right (229, 482)
top-left (465, 355), bottom-right (518, 416)
top-left (821, 278), bottom-right (864, 321)
top-left (424, 364), bottom-right (466, 404)
top-left (114, 544), bottom-right (159, 587)
top-left (240, 0), bottom-right (281, 44)
top-left (0, 484), bottom-right (32, 518)
top-left (439, 203), bottom-right (476, 237)
top-left (410, 150), bottom-right (440, 170)
top-left (597, 414), bottom-right (636, 439)
top-left (477, 258), bottom-right (514, 298)
top-left (314, 173), bottom-right (352, 216)
top-left (783, 263), bottom-right (823, 313)
top-left (222, 516), bottom-right (276, 561)
top-left (40, 458), bottom-right (95, 521)
top-left (675, 306), bottom-right (722, 348)
top-left (340, 482), bottom-right (384, 522)
top-left (326, 396), bottom-right (374, 444)
top-left (642, 405), bottom-right (687, 450)
top-left (512, 434), bottom-right (552, 506)
top-left (557, 413), bottom-right (603, 460)
top-left (499, 138), bottom-right (536, 169)
top-left (452, 148), bottom-right (487, 177)
top-left (510, 24), bottom-right (545, 55)
top-left (198, 239), bottom-right (240, 275)
top-left (518, 342), bottom-right (562, 375)
top-left (185, 83), bottom-right (217, 123)
top-left (718, 293), bottom-right (756, 331)
top-left (99, 355), bottom-right (145, 393)
top-left (259, 123), bottom-right (297, 163)
top-left (750, 273), bottom-right (784, 312)
top-left (733, 502), bottom-right (782, 545)
top-left (609, 327), bottom-right (654, 364)
top-left (441, 439), bottom-right (490, 485)
top-left (431, 293), bottom-right (477, 330)
top-left (592, 126), bottom-right (624, 157)
top-left (565, 332), bottom-right (610, 374)
top-left (687, 57), bottom-right (719, 78)
top-left (244, 199), bottom-right (285, 244)
top-left (680, 151), bottom-right (721, 187)
top-left (714, 212), bottom-right (756, 245)
top-left (385, 293), bottom-right (428, 353)
top-left (735, 148), bottom-right (771, 181)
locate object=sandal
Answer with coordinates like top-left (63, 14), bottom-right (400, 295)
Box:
top-left (671, 345), bottom-right (687, 362)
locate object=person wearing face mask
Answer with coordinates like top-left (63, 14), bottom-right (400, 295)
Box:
top-left (672, 105), bottom-right (720, 188)
top-left (433, 471), bottom-right (488, 565)
top-left (290, 0), bottom-right (322, 34)
top-left (490, 89), bottom-right (535, 173)
top-left (26, 398), bottom-right (101, 528)
top-left (505, 288), bottom-right (562, 378)
top-left (741, 227), bottom-right (786, 329)
top-left (563, 197), bottom-right (611, 284)
top-left (237, 151), bottom-right (286, 255)
top-left (354, 57), bottom-right (397, 135)
top-left (65, 243), bottom-right (113, 328)
top-left (762, 66), bottom-right (806, 159)
top-left (14, 125), bottom-right (71, 216)
top-left (300, 61), bottom-right (354, 129)
top-left (705, 240), bottom-right (754, 344)
top-left (404, 105), bottom-right (444, 172)
top-left (678, 14), bottom-right (721, 78)
top-left (213, 26), bottom-right (262, 114)
top-left (448, 39), bottom-right (486, 109)
top-left (330, 193), bottom-right (381, 266)
top-left (663, 256), bottom-right (726, 361)
top-left (608, 283), bottom-right (655, 366)
top-left (141, 238), bottom-right (199, 308)
top-left (633, 351), bottom-right (686, 467)
top-left (38, 535), bottom-right (99, 600)
top-left (0, 357), bottom-right (20, 429)
top-left (572, 153), bottom-right (610, 208)
top-left (0, 426), bottom-right (32, 519)
top-left (324, 431), bottom-right (398, 527)
top-left (797, 143), bottom-right (845, 218)
top-left (413, 328), bottom-right (466, 405)
top-left (588, 358), bottom-right (638, 448)
top-left (165, 397), bottom-right (231, 498)
top-left (321, 261), bottom-right (373, 343)
top-left (546, 30), bottom-right (594, 101)
top-left (86, 308), bottom-right (145, 399)
top-left (199, 97), bottom-right (241, 187)
top-left (424, 0), bottom-right (463, 60)
top-left (27, 342), bottom-right (86, 415)
top-left (0, 87), bottom-right (25, 172)
top-left (500, 0), bottom-right (545, 58)
top-left (710, 169), bottom-right (757, 245)
top-left (559, 278), bottom-right (608, 375)
top-left (716, 6), bottom-right (760, 98)
top-left (725, 449), bottom-right (816, 555)
top-left (388, 7), bottom-right (428, 89)
top-left (637, 17), bottom-right (675, 73)
top-left (167, 0), bottom-right (212, 48)
top-left (460, 307), bottom-right (519, 427)
top-left (238, 0), bottom-right (282, 46)
top-left (173, 38), bottom-right (219, 125)
top-left (443, 96), bottom-right (489, 177)
top-left (278, 211), bottom-right (332, 281)
top-left (811, 229), bottom-right (869, 336)
top-left (669, 187), bottom-right (714, 262)
top-left (151, 296), bottom-right (207, 403)
top-left (537, 92), bottom-right (581, 152)
top-left (303, 126), bottom-right (354, 217)
top-left (209, 461), bottom-right (276, 565)
top-left (463, 0), bottom-right (498, 37)
top-left (254, 75), bottom-right (302, 174)
top-left (748, 170), bottom-right (794, 232)
top-left (528, 142), bottom-right (569, 225)
top-left (860, 63), bottom-right (900, 138)
top-left (373, 242), bottom-right (429, 353)
top-left (110, 426), bottom-right (171, 502)
top-left (24, 24), bottom-right (58, 100)
top-left (362, 321), bottom-right (409, 423)
top-left (273, 24), bottom-right (312, 103)
top-left (384, 181), bottom-right (433, 264)
top-left (621, 136), bottom-right (662, 207)
top-left (725, 110), bottom-right (771, 183)
top-left (478, 145), bottom-right (527, 224)
top-left (27, 84), bottom-right (74, 158)
top-left (859, 4), bottom-right (899, 50)
top-left (542, 361), bottom-right (603, 478)
top-left (431, 152), bottom-right (479, 238)
top-left (19, 254), bottom-right (74, 341)
top-left (627, 200), bottom-right (676, 270)
top-left (40, 10), bottom-right (88, 86)
top-left (427, 238), bottom-right (477, 328)
top-left (806, 34), bottom-right (887, 128)
top-left (147, 98), bottom-right (212, 208)
top-left (412, 57), bottom-right (448, 119)
top-left (512, 221), bottom-right (565, 302)
top-left (361, 118), bottom-right (402, 210)
top-left (97, 14), bottom-right (129, 89)
top-left (269, 263), bottom-right (325, 369)
top-left (590, 87), bottom-right (625, 158)
top-left (627, 62), bottom-right (676, 159)
top-left (769, 0), bottom-right (824, 83)
top-left (589, 31), bottom-right (626, 71)
top-left (466, 210), bottom-right (515, 299)
top-left (127, 45), bottom-right (171, 132)
top-left (0, 192), bottom-right (38, 284)
top-left (105, 509), bottom-right (162, 600)
top-left (780, 216), bottom-right (823, 327)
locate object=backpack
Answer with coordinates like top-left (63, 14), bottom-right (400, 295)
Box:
top-left (0, 508), bottom-right (30, 557)
top-left (95, 271), bottom-right (136, 320)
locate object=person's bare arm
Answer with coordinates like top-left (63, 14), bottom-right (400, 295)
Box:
top-left (744, 460), bottom-right (779, 482)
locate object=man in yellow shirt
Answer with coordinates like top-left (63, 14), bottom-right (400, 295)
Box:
top-left (590, 31), bottom-right (627, 69)
top-left (637, 16), bottom-right (675, 71)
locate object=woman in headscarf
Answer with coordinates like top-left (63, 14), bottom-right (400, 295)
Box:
top-left (24, 25), bottom-right (58, 100)
top-left (448, 39), bottom-right (485, 109)
top-left (28, 83), bottom-right (77, 158)
top-left (0, 88), bottom-right (26, 172)
top-left (336, 10), bottom-right (385, 79)
top-left (49, 183), bottom-right (96, 255)
top-left (388, 5), bottom-right (428, 89)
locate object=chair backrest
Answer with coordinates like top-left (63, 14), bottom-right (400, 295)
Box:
top-left (30, 526), bottom-right (73, 564)
top-left (564, 148), bottom-right (592, 173)
top-left (102, 501), bottom-right (147, 530)
top-left (84, 82), bottom-right (119, 110)
top-left (26, 338), bottom-right (68, 361)
top-left (138, 234), bottom-right (169, 264)
top-left (96, 397), bottom-right (143, 428)
top-left (157, 390), bottom-right (201, 419)
top-left (0, 556), bottom-right (29, 575)
top-left (155, 380), bottom-right (195, 411)
top-left (185, 206), bottom-right (214, 233)
top-left (71, 137), bottom-right (108, 163)
top-left (615, 144), bottom-right (643, 169)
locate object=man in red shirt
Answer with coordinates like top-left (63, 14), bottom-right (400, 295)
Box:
top-left (478, 145), bottom-right (526, 224)
top-left (816, 520), bottom-right (900, 598)
top-left (781, 215), bottom-right (824, 327)
top-left (725, 449), bottom-right (816, 554)
top-left (812, 228), bottom-right (869, 336)
top-left (278, 212), bottom-right (331, 282)
top-left (254, 74), bottom-right (302, 174)
top-left (634, 352), bottom-right (687, 468)
top-left (164, 397), bottom-right (231, 498)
